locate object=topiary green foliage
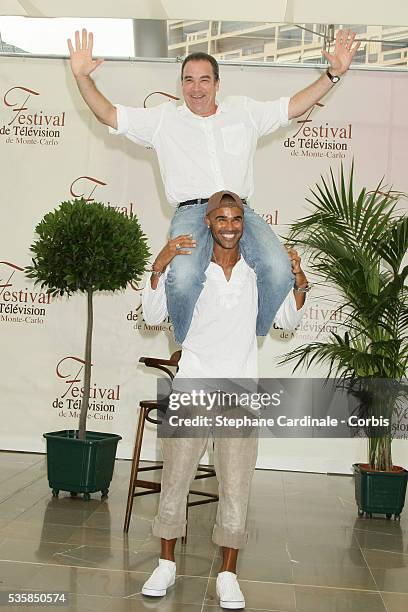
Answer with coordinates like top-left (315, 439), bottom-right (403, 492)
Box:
top-left (26, 198), bottom-right (150, 295)
top-left (26, 198), bottom-right (151, 440)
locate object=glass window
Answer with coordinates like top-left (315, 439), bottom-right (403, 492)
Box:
top-left (0, 16), bottom-right (134, 56)
top-left (384, 51), bottom-right (405, 62)
top-left (303, 29), bottom-right (313, 44)
top-left (277, 26), bottom-right (303, 50)
top-left (1, 17), bottom-right (407, 71)
top-left (220, 21), bottom-right (259, 34)
top-left (382, 39), bottom-right (408, 52)
top-left (167, 21), bottom-right (408, 69)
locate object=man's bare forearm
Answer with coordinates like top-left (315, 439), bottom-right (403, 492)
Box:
top-left (293, 288), bottom-right (306, 310)
top-left (289, 28), bottom-right (359, 119)
top-left (288, 72), bottom-right (334, 120)
top-left (75, 75), bottom-right (117, 129)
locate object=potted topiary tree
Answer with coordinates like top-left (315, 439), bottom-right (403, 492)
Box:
top-left (26, 198), bottom-right (150, 500)
top-left (282, 164), bottom-right (408, 519)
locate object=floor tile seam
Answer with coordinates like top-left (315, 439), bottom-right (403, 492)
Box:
top-left (284, 553), bottom-right (371, 571)
top-left (289, 544), bottom-right (296, 589)
top-left (204, 577), bottom-right (382, 593)
top-left (82, 516), bottom-right (152, 528)
top-left (293, 583), bottom-right (301, 612)
top-left (0, 473), bottom-right (46, 499)
top-left (200, 541), bottom-right (217, 612)
top-left (0, 489), bottom-right (46, 507)
top-left (0, 518), bottom-right (98, 531)
top-left (291, 581), bottom-right (381, 594)
top-left (359, 544), bottom-right (388, 610)
top-left (0, 534), bottom-right (148, 550)
top-left (4, 519), bottom-right (107, 530)
top-left (354, 527), bottom-right (407, 537)
top-left (360, 545), bottom-right (408, 556)
top-left (64, 540), bottom-right (148, 551)
top-left (283, 555), bottom-right (371, 569)
top-left (0, 536), bottom-right (78, 548)
top-left (47, 551), bottom-right (216, 574)
top-left (0, 479), bottom-right (49, 505)
top-left (0, 558), bottom-right (152, 576)
top-left (274, 491), bottom-right (291, 540)
top-left (0, 457), bottom-right (45, 478)
top-left (281, 476), bottom-right (290, 523)
top-left (379, 591), bottom-right (390, 612)
top-left (25, 521), bottom-right (143, 533)
top-left (0, 509), bottom-right (50, 532)
top-left (0, 558), bottom-right (213, 580)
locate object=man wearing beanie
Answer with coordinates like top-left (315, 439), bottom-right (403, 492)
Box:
top-left (140, 191), bottom-right (310, 609)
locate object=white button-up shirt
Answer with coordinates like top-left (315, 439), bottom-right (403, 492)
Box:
top-left (110, 96), bottom-right (290, 206)
top-left (142, 258), bottom-right (305, 378)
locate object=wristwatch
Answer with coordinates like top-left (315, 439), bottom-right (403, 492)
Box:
top-left (326, 69), bottom-right (340, 84)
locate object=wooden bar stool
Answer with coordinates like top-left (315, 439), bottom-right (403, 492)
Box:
top-left (124, 350), bottom-right (219, 536)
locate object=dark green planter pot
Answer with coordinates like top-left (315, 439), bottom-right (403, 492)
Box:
top-left (43, 430), bottom-right (122, 501)
top-left (353, 463), bottom-right (408, 520)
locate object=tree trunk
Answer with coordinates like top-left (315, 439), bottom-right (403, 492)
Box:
top-left (78, 288), bottom-right (93, 440)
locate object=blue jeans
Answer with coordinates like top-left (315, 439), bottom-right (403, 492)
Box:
top-left (166, 203), bottom-right (293, 344)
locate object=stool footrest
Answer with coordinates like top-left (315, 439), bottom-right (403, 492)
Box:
top-left (188, 490), bottom-right (218, 499)
top-left (133, 490), bottom-right (159, 497)
top-left (135, 479), bottom-right (161, 490)
top-left (188, 498), bottom-right (219, 507)
top-left (137, 464), bottom-right (163, 472)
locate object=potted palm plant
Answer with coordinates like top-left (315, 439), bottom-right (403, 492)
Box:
top-left (26, 198), bottom-right (150, 500)
top-left (283, 164), bottom-right (408, 519)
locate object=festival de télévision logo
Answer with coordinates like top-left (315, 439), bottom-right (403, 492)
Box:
top-left (284, 102), bottom-right (353, 159)
top-left (1, 85), bottom-right (66, 146)
top-left (0, 261), bottom-right (51, 325)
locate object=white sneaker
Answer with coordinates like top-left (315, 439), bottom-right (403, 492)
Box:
top-left (142, 558), bottom-right (176, 597)
top-left (216, 571), bottom-right (245, 609)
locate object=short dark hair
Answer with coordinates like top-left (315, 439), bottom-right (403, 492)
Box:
top-left (181, 52), bottom-right (219, 81)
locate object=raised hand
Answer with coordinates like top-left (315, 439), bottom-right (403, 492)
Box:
top-left (67, 29), bottom-right (104, 79)
top-left (322, 29), bottom-right (360, 76)
top-left (286, 248), bottom-right (308, 288)
top-left (152, 235), bottom-right (196, 273)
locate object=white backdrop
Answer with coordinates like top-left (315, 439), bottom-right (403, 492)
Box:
top-left (1, 57), bottom-right (407, 472)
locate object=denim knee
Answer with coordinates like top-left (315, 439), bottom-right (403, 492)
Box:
top-left (256, 258), bottom-right (293, 285)
top-left (166, 258), bottom-right (204, 291)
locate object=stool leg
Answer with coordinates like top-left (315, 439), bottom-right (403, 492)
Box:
top-left (124, 406), bottom-right (146, 533)
top-left (182, 494), bottom-right (189, 545)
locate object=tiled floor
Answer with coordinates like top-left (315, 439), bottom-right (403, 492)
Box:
top-left (1, 452), bottom-right (408, 611)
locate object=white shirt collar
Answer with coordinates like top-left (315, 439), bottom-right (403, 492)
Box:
top-left (178, 99), bottom-right (227, 118)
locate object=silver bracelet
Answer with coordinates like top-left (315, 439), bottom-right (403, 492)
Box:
top-left (294, 283), bottom-right (312, 293)
top-left (149, 269), bottom-right (163, 277)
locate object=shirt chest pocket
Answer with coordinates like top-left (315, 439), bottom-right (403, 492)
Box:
top-left (221, 123), bottom-right (247, 156)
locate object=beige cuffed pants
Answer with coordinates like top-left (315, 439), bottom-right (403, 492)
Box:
top-left (152, 433), bottom-right (258, 548)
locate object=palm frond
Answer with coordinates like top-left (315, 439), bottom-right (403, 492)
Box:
top-left (283, 164), bottom-right (408, 469)
top-left (376, 218), bottom-right (408, 275)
